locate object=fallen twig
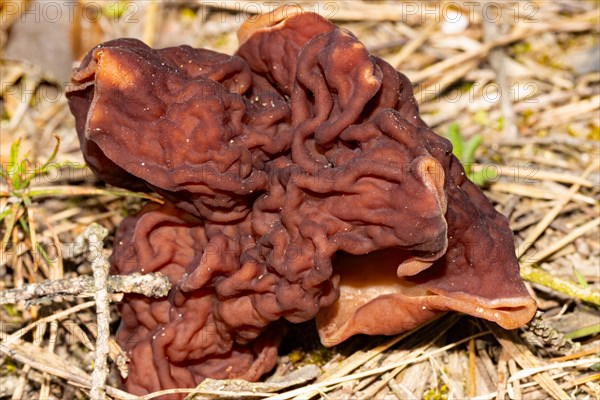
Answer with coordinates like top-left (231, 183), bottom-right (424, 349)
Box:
top-left (84, 224), bottom-right (111, 400)
top-left (520, 265), bottom-right (600, 306)
top-left (0, 271), bottom-right (171, 305)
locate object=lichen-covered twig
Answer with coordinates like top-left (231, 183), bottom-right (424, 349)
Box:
top-left (0, 272), bottom-right (171, 305)
top-left (520, 265), bottom-right (600, 306)
top-left (83, 223), bottom-right (110, 400)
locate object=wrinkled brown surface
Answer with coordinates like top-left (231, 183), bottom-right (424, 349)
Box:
top-left (111, 202), bottom-right (280, 395)
top-left (67, 9), bottom-right (536, 398)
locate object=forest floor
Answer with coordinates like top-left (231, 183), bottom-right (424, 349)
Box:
top-left (1, 1), bottom-right (599, 399)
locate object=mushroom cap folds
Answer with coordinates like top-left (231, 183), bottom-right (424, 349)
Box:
top-left (67, 7), bottom-right (536, 398)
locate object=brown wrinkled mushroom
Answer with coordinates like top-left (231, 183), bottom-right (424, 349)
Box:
top-left (111, 202), bottom-right (281, 394)
top-left (67, 6), bottom-right (536, 398)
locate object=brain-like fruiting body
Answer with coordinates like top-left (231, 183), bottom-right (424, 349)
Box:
top-left (67, 8), bottom-right (536, 398)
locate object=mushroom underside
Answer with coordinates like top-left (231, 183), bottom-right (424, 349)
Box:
top-left (317, 249), bottom-right (536, 346)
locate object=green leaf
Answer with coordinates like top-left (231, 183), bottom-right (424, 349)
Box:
top-left (8, 138), bottom-right (21, 166)
top-left (1, 204), bottom-right (20, 256)
top-left (462, 134), bottom-right (483, 165)
top-left (102, 0), bottom-right (127, 18)
top-left (469, 170), bottom-right (489, 187)
top-left (573, 267), bottom-right (589, 288)
top-left (0, 207), bottom-right (12, 222)
top-left (446, 123), bottom-right (463, 160)
top-left (8, 139), bottom-right (23, 190)
top-left (473, 109), bottom-right (489, 126)
top-left (22, 134), bottom-right (61, 188)
top-left (445, 124), bottom-right (489, 187)
top-left (563, 323), bottom-right (600, 339)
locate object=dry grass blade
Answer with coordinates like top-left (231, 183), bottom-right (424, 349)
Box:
top-left (142, 2), bottom-right (159, 46)
top-left (522, 217), bottom-right (600, 268)
top-left (482, 7), bottom-right (517, 139)
top-left (496, 349), bottom-right (511, 400)
top-left (388, 20), bottom-right (436, 68)
top-left (0, 339), bottom-right (136, 400)
top-left (412, 12), bottom-right (597, 84)
top-left (311, 313), bottom-right (451, 388)
top-left (516, 162), bottom-right (599, 259)
top-left (204, 1), bottom-right (424, 22)
top-left (508, 357), bottom-right (600, 383)
top-left (487, 323), bottom-right (571, 400)
top-left (0, 202), bottom-right (22, 262)
top-left (550, 345), bottom-right (600, 362)
top-left (2, 301), bottom-right (95, 346)
top-left (561, 372), bottom-right (600, 390)
top-left (275, 327), bottom-right (489, 400)
top-left (21, 185), bottom-right (163, 202)
top-left (470, 164), bottom-right (596, 187)
top-left (489, 182), bottom-right (596, 204)
top-left (468, 337), bottom-right (477, 397)
top-left (39, 320), bottom-right (58, 399)
top-left (532, 95), bottom-right (600, 129)
top-left (414, 59), bottom-right (478, 99)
